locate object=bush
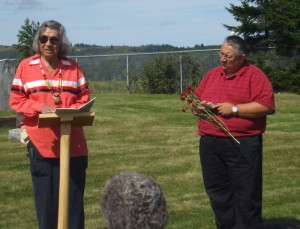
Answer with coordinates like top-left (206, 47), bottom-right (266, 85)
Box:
top-left (140, 54), bottom-right (201, 94)
top-left (251, 56), bottom-right (300, 94)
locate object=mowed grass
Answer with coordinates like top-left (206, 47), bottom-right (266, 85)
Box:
top-left (0, 93), bottom-right (299, 228)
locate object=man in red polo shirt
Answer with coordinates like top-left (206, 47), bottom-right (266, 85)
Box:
top-left (192, 36), bottom-right (275, 229)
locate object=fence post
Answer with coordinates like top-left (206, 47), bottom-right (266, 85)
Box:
top-left (126, 55), bottom-right (130, 95)
top-left (180, 55), bottom-right (183, 93)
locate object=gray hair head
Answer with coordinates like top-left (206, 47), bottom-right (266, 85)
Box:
top-left (101, 172), bottom-right (169, 229)
top-left (32, 20), bottom-right (70, 57)
top-left (223, 35), bottom-right (248, 56)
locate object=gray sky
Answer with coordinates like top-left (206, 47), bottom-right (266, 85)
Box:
top-left (0, 0), bottom-right (241, 47)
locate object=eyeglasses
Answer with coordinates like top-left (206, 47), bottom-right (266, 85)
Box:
top-left (219, 51), bottom-right (237, 61)
top-left (39, 35), bottom-right (60, 45)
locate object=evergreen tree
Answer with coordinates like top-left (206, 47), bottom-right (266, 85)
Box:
top-left (16, 18), bottom-right (40, 61)
top-left (224, 0), bottom-right (300, 54)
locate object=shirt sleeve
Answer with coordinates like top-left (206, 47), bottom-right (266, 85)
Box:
top-left (250, 67), bottom-right (275, 112)
top-left (9, 62), bottom-right (44, 117)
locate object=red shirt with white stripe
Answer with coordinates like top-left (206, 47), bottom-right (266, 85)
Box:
top-left (194, 62), bottom-right (275, 137)
top-left (10, 54), bottom-right (90, 158)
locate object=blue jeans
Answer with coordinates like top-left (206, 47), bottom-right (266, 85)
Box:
top-left (200, 135), bottom-right (263, 229)
top-left (27, 141), bottom-right (87, 229)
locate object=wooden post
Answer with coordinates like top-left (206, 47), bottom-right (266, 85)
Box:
top-left (38, 112), bottom-right (95, 229)
top-left (58, 116), bottom-right (72, 229)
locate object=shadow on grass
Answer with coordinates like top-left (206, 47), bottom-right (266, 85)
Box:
top-left (0, 116), bottom-right (16, 128)
top-left (262, 217), bottom-right (300, 227)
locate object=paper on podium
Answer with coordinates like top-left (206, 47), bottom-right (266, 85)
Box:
top-left (55, 97), bottom-right (96, 114)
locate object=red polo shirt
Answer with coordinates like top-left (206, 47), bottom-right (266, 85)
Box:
top-left (194, 62), bottom-right (275, 137)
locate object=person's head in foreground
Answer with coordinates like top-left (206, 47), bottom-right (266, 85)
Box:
top-left (101, 172), bottom-right (169, 229)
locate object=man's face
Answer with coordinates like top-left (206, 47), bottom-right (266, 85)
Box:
top-left (39, 28), bottom-right (61, 60)
top-left (219, 43), bottom-right (246, 75)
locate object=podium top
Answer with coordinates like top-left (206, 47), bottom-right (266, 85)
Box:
top-left (38, 112), bottom-right (95, 127)
top-left (55, 98), bottom-right (96, 114)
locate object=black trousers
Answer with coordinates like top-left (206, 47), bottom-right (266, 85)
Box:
top-left (27, 141), bottom-right (87, 229)
top-left (200, 135), bottom-right (263, 229)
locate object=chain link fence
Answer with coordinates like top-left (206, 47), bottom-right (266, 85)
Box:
top-left (71, 49), bottom-right (221, 94)
top-left (72, 48), bottom-right (299, 94)
top-left (1, 48), bottom-right (299, 110)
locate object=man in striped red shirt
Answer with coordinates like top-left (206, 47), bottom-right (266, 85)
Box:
top-left (193, 36), bottom-right (275, 229)
top-left (10, 20), bottom-right (89, 229)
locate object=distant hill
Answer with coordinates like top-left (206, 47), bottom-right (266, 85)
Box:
top-left (0, 46), bottom-right (19, 59)
top-left (0, 44), bottom-right (220, 59)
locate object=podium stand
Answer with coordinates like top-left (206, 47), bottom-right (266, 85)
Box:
top-left (38, 112), bottom-right (95, 229)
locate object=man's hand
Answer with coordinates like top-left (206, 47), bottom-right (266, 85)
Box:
top-left (189, 101), bottom-right (209, 116)
top-left (213, 103), bottom-right (234, 116)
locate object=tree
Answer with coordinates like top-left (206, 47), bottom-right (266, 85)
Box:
top-left (224, 0), bottom-right (300, 54)
top-left (141, 55), bottom-right (178, 94)
top-left (268, 0), bottom-right (300, 54)
top-left (16, 18), bottom-right (40, 61)
top-left (141, 54), bottom-right (201, 94)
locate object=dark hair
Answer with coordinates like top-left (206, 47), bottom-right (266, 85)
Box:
top-left (223, 35), bottom-right (248, 55)
top-left (32, 20), bottom-right (70, 57)
top-left (101, 172), bottom-right (169, 229)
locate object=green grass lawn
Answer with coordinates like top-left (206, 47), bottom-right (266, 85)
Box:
top-left (0, 93), bottom-right (299, 228)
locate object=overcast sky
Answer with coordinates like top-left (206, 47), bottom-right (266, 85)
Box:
top-left (0, 0), bottom-right (241, 47)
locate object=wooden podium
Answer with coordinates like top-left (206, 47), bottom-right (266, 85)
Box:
top-left (38, 112), bottom-right (95, 229)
